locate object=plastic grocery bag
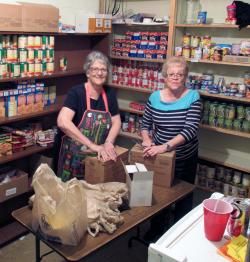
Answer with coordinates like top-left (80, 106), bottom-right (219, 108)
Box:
top-left (31, 164), bottom-right (87, 246)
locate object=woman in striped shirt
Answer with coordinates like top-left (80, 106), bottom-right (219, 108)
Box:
top-left (142, 56), bottom-right (201, 240)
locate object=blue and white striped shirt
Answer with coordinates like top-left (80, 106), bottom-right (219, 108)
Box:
top-left (142, 89), bottom-right (201, 160)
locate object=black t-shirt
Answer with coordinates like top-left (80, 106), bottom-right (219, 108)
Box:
top-left (64, 83), bottom-right (119, 126)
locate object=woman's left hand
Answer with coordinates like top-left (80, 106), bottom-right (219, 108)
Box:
top-left (104, 142), bottom-right (117, 161)
top-left (143, 144), bottom-right (166, 157)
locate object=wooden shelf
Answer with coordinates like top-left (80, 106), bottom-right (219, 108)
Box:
top-left (0, 68), bottom-right (83, 83)
top-left (119, 131), bottom-right (142, 141)
top-left (109, 83), bottom-right (152, 94)
top-left (0, 144), bottom-right (53, 165)
top-left (200, 124), bottom-right (250, 139)
top-left (187, 58), bottom-right (250, 67)
top-left (175, 23), bottom-right (250, 29)
top-left (110, 55), bottom-right (166, 63)
top-left (0, 221), bottom-right (28, 247)
top-left (199, 91), bottom-right (250, 104)
top-left (199, 147), bottom-right (250, 173)
top-left (0, 104), bottom-right (61, 125)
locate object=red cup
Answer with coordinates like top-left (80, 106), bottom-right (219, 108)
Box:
top-left (203, 199), bottom-right (233, 241)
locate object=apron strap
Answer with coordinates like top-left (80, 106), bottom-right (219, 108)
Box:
top-left (85, 83), bottom-right (109, 112)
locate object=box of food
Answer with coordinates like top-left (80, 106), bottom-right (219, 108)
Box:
top-left (124, 162), bottom-right (153, 207)
top-left (0, 170), bottom-right (28, 202)
top-left (130, 144), bottom-right (176, 188)
top-left (85, 146), bottom-right (129, 184)
top-left (75, 13), bottom-right (103, 33)
top-left (0, 3), bottom-right (22, 31)
top-left (19, 2), bottom-right (59, 32)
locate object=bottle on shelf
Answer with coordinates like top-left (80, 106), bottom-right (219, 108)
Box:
top-left (185, 0), bottom-right (201, 24)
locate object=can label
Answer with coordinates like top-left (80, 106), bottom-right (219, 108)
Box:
top-left (20, 62), bottom-right (27, 77)
top-left (34, 63), bottom-right (42, 76)
top-left (46, 62), bottom-right (54, 74)
top-left (27, 49), bottom-right (35, 62)
top-left (27, 62), bottom-right (35, 76)
top-left (27, 36), bottom-right (34, 49)
top-left (48, 36), bottom-right (55, 48)
top-left (34, 36), bottom-right (41, 49)
top-left (19, 48), bottom-right (28, 63)
top-left (13, 63), bottom-right (20, 77)
top-left (59, 57), bottom-right (67, 71)
top-left (18, 36), bottom-right (27, 49)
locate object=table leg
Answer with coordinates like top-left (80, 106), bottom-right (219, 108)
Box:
top-left (35, 235), bottom-right (41, 262)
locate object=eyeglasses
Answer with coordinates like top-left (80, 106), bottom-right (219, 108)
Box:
top-left (90, 67), bottom-right (108, 74)
top-left (167, 73), bottom-right (185, 79)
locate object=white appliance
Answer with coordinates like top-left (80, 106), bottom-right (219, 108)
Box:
top-left (148, 193), bottom-right (229, 262)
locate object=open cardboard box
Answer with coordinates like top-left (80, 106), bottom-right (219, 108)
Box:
top-left (130, 144), bottom-right (175, 188)
top-left (85, 146), bottom-right (129, 184)
top-left (0, 170), bottom-right (28, 203)
top-left (123, 162), bottom-right (153, 207)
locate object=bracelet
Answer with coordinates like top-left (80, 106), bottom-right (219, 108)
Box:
top-left (164, 143), bottom-right (171, 152)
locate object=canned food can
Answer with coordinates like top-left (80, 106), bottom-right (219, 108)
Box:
top-left (238, 186), bottom-right (248, 198)
top-left (13, 63), bottom-right (20, 77)
top-left (48, 36), bottom-right (55, 48)
top-left (42, 61), bottom-right (47, 74)
top-left (34, 36), bottom-right (41, 49)
top-left (59, 57), bottom-right (67, 71)
top-left (18, 48), bottom-right (28, 63)
top-left (223, 183), bottom-right (230, 195)
top-left (182, 34), bottom-right (191, 47)
top-left (20, 62), bottom-right (27, 77)
top-left (228, 198), bottom-right (250, 237)
top-left (27, 49), bottom-right (35, 62)
top-left (3, 35), bottom-right (10, 48)
top-left (194, 47), bottom-right (202, 60)
top-left (209, 102), bottom-right (218, 116)
top-left (225, 104), bottom-right (236, 120)
top-left (46, 62), bottom-right (54, 74)
top-left (0, 62), bottom-right (7, 78)
top-left (182, 47), bottom-right (191, 59)
top-left (233, 171), bottom-right (242, 184)
top-left (208, 115), bottom-right (217, 126)
top-left (236, 105), bottom-right (245, 120)
top-left (217, 117), bottom-right (225, 128)
top-left (18, 35), bottom-right (27, 49)
top-left (224, 119), bottom-right (233, 129)
top-left (11, 35), bottom-right (18, 48)
top-left (34, 49), bottom-right (43, 62)
top-left (191, 35), bottom-right (201, 48)
top-left (242, 174), bottom-right (250, 187)
top-left (27, 62), bottom-right (35, 77)
top-left (34, 62), bottom-right (42, 76)
top-left (175, 46), bottom-right (182, 56)
top-left (27, 36), bottom-right (34, 49)
top-left (42, 36), bottom-right (48, 49)
top-left (242, 120), bottom-right (250, 132)
top-left (0, 35), bottom-right (3, 49)
top-left (217, 103), bottom-right (226, 118)
top-left (202, 46), bottom-right (210, 60)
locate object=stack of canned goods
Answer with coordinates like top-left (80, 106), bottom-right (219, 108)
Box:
top-left (112, 60), bottom-right (165, 90)
top-left (112, 31), bottom-right (168, 60)
top-left (0, 34), bottom-right (55, 78)
top-left (196, 163), bottom-right (250, 198)
top-left (187, 72), bottom-right (248, 98)
top-left (201, 99), bottom-right (250, 133)
top-left (121, 112), bottom-right (143, 136)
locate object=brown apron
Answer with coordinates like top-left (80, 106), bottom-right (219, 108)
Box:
top-left (57, 83), bottom-right (112, 181)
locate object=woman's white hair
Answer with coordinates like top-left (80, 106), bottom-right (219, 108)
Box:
top-left (161, 56), bottom-right (189, 77)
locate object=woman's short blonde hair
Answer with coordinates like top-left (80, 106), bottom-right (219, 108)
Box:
top-left (161, 56), bottom-right (189, 77)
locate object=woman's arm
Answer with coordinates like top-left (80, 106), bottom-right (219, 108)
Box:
top-left (141, 100), bottom-right (153, 147)
top-left (103, 114), bottom-right (121, 161)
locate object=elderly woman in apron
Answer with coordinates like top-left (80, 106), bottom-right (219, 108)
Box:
top-left (57, 51), bottom-right (121, 181)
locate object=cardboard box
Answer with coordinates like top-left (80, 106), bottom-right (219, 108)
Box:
top-left (0, 3), bottom-right (22, 31)
top-left (19, 2), bottom-right (59, 32)
top-left (75, 13), bottom-right (103, 33)
top-left (130, 144), bottom-right (176, 188)
top-left (124, 162), bottom-right (153, 207)
top-left (0, 170), bottom-right (28, 203)
top-left (85, 146), bottom-right (129, 184)
top-left (103, 14), bottom-right (112, 33)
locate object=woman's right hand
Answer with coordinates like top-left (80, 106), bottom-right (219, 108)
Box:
top-left (91, 144), bottom-right (110, 161)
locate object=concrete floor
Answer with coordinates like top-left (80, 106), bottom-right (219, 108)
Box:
top-left (0, 189), bottom-right (209, 262)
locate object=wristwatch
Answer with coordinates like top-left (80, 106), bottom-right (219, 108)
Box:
top-left (164, 143), bottom-right (171, 152)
